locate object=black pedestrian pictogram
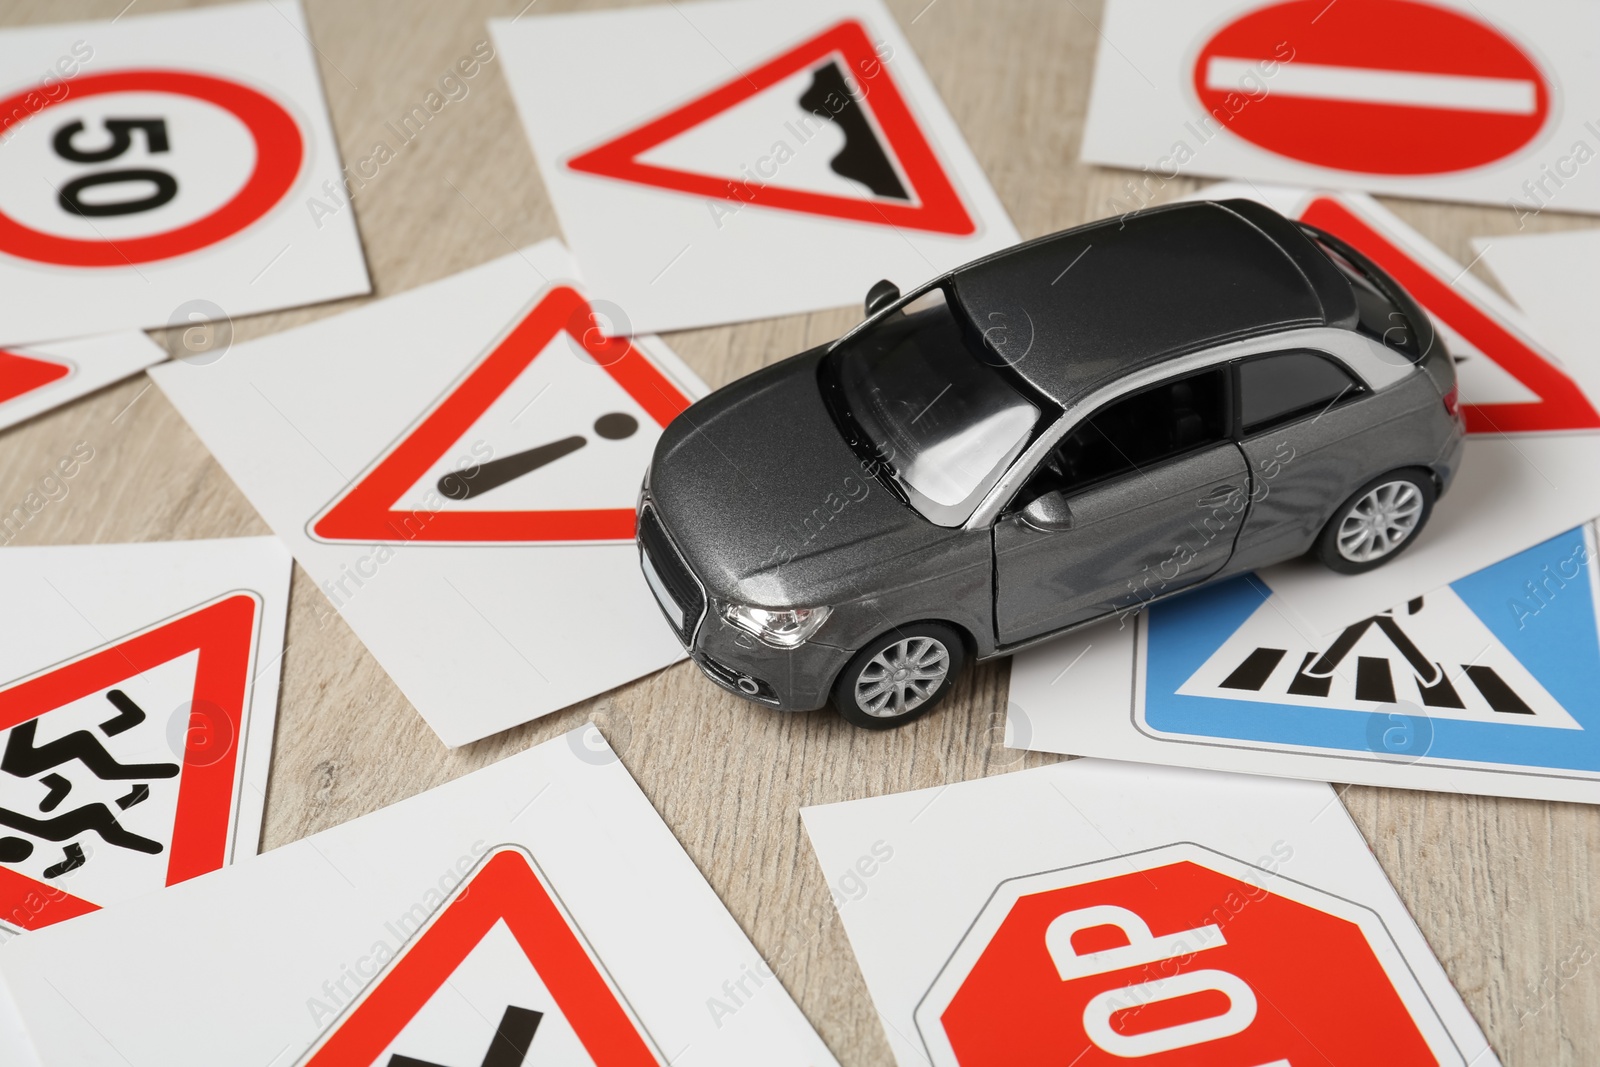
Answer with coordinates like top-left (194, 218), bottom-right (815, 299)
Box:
top-left (389, 1005), bottom-right (543, 1067)
top-left (438, 413), bottom-right (639, 502)
top-left (0, 688), bottom-right (178, 879)
top-left (1217, 597), bottom-right (1535, 715)
top-left (799, 61), bottom-right (910, 201)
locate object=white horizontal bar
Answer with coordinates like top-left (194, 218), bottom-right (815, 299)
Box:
top-left (1205, 56), bottom-right (1537, 115)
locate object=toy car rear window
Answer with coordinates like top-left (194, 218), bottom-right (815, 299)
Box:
top-left (1306, 233), bottom-right (1422, 359)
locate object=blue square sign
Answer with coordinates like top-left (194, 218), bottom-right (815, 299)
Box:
top-left (1139, 527), bottom-right (1600, 776)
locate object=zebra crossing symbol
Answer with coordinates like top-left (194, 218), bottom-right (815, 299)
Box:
top-left (1178, 590), bottom-right (1577, 729)
top-left (1136, 526), bottom-right (1600, 775)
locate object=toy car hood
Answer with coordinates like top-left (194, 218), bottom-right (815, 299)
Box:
top-left (646, 347), bottom-right (957, 607)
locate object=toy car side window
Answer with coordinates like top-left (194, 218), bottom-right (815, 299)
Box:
top-left (1017, 366), bottom-right (1229, 505)
top-left (1236, 350), bottom-right (1364, 436)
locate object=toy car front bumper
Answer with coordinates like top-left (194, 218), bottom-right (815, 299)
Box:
top-left (1435, 425), bottom-right (1466, 497)
top-left (687, 612), bottom-right (850, 712)
top-left (637, 497), bottom-right (847, 712)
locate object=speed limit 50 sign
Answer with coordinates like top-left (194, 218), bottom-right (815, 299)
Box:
top-left (0, 69), bottom-right (303, 268)
top-left (915, 843), bottom-right (1464, 1065)
top-left (0, 1), bottom-right (370, 346)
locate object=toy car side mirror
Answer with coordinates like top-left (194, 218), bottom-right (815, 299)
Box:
top-left (865, 279), bottom-right (900, 317)
top-left (1021, 490), bottom-right (1074, 533)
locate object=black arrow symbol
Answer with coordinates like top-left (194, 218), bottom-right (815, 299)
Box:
top-left (437, 413), bottom-right (639, 502)
top-left (389, 1005), bottom-right (542, 1067)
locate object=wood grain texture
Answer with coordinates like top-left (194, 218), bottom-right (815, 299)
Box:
top-left (1, 0), bottom-right (1596, 1062)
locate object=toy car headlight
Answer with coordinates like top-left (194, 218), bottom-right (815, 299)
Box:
top-left (722, 603), bottom-right (831, 648)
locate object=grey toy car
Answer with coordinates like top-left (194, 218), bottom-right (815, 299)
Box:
top-left (637, 199), bottom-right (1466, 729)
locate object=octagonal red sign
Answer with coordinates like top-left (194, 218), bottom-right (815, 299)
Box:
top-left (1193, 0), bottom-right (1551, 176)
top-left (915, 843), bottom-right (1463, 1065)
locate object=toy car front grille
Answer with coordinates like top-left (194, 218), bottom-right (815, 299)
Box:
top-left (638, 506), bottom-right (705, 646)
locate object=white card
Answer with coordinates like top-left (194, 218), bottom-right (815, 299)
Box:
top-left (0, 727), bottom-right (839, 1067)
top-left (491, 0), bottom-right (1019, 333)
top-left (0, 0), bottom-right (370, 346)
top-left (0, 333), bottom-right (164, 432)
top-left (150, 240), bottom-right (704, 747)
top-left (1081, 0), bottom-right (1600, 215)
top-left (0, 536), bottom-right (289, 939)
top-left (802, 759), bottom-right (1497, 1066)
top-left (0, 986), bottom-right (39, 1067)
top-left (1186, 185), bottom-right (1600, 637)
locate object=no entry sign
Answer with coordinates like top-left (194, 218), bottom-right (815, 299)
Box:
top-left (1194, 0), bottom-right (1551, 175)
top-left (916, 844), bottom-right (1461, 1065)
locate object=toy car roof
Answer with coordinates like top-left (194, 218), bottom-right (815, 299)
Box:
top-left (949, 199), bottom-right (1362, 408)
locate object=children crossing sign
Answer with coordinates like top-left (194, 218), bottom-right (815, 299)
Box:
top-left (0, 592), bottom-right (263, 933)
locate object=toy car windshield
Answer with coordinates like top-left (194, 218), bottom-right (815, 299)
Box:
top-left (824, 285), bottom-right (1041, 526)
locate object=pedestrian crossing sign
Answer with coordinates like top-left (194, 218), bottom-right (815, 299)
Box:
top-left (1136, 525), bottom-right (1600, 779)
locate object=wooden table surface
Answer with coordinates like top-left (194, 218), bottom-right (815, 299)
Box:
top-left (4, 0), bottom-right (1598, 1062)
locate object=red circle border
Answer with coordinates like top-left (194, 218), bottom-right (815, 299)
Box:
top-left (0, 69), bottom-right (304, 267)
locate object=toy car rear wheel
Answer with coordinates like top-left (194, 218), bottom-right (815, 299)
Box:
top-left (1314, 468), bottom-right (1435, 574)
top-left (831, 622), bottom-right (966, 730)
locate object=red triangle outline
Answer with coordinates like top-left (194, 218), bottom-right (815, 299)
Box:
top-left (566, 18), bottom-right (976, 236)
top-left (299, 845), bottom-right (658, 1066)
top-left (0, 349), bottom-right (72, 405)
top-left (0, 592), bottom-right (260, 932)
top-left (1300, 196), bottom-right (1600, 435)
top-left (310, 286), bottom-right (693, 544)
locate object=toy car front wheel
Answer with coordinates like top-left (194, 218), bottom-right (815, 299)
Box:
top-left (1314, 468), bottom-right (1436, 574)
top-left (831, 622), bottom-right (966, 730)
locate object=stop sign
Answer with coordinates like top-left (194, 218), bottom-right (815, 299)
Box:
top-left (1193, 0), bottom-right (1551, 176)
top-left (915, 844), bottom-right (1463, 1065)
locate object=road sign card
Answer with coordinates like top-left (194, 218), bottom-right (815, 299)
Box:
top-left (1008, 518), bottom-right (1600, 804)
top-left (491, 0), bottom-right (1018, 333)
top-left (0, 727), bottom-right (839, 1067)
top-left (150, 240), bottom-right (706, 746)
top-left (298, 846), bottom-right (660, 1067)
top-left (0, 332), bottom-right (164, 434)
top-left (801, 759), bottom-right (1496, 1066)
top-left (1081, 0), bottom-right (1600, 215)
top-left (1179, 185), bottom-right (1600, 638)
top-left (0, 537), bottom-right (289, 938)
top-left (0, 1), bottom-right (370, 346)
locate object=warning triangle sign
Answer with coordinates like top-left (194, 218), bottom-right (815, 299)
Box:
top-left (566, 19), bottom-right (975, 236)
top-left (310, 286), bottom-right (692, 545)
top-left (0, 350), bottom-right (72, 405)
top-left (1300, 196), bottom-right (1600, 435)
top-left (299, 846), bottom-right (659, 1067)
top-left (0, 592), bottom-right (260, 933)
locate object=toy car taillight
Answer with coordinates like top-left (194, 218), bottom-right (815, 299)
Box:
top-left (1442, 384), bottom-right (1460, 417)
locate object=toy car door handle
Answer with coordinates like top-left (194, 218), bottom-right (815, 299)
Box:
top-left (1196, 485), bottom-right (1243, 507)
